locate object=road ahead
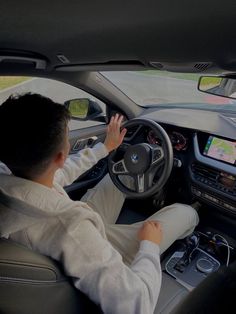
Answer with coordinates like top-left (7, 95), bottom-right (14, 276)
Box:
top-left (103, 71), bottom-right (205, 105)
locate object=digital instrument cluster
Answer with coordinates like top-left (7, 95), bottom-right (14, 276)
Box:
top-left (147, 129), bottom-right (188, 151)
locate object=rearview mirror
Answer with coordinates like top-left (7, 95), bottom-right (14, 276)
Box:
top-left (198, 76), bottom-right (236, 99)
top-left (64, 98), bottom-right (104, 121)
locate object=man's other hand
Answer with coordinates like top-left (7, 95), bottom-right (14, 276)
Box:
top-left (104, 114), bottom-right (127, 153)
top-left (138, 221), bottom-right (163, 246)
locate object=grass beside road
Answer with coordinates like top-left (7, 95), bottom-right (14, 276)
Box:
top-left (138, 70), bottom-right (200, 81)
top-left (0, 76), bottom-right (30, 90)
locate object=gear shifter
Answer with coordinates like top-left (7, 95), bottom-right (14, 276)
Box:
top-left (174, 233), bottom-right (199, 272)
top-left (165, 231), bottom-right (220, 288)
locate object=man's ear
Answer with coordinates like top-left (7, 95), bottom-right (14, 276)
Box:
top-left (54, 151), bottom-right (66, 169)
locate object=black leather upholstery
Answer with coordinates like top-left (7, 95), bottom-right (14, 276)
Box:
top-left (0, 239), bottom-right (101, 314)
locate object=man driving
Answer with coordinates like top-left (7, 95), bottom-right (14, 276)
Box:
top-left (0, 93), bottom-right (199, 314)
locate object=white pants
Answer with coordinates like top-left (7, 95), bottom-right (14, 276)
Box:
top-left (81, 174), bottom-right (199, 265)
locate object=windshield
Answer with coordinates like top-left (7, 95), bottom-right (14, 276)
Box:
top-left (102, 71), bottom-right (236, 113)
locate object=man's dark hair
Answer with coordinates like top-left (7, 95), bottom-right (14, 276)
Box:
top-left (0, 93), bottom-right (70, 179)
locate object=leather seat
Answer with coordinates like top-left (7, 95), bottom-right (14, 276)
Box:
top-left (0, 238), bottom-right (188, 314)
top-left (0, 238), bottom-right (101, 314)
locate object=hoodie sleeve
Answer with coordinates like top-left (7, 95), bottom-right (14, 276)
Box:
top-left (33, 218), bottom-right (162, 314)
top-left (54, 143), bottom-right (109, 187)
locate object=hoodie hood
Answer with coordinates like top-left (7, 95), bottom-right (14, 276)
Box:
top-left (0, 173), bottom-right (106, 238)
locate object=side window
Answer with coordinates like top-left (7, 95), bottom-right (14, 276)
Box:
top-left (0, 76), bottom-right (106, 130)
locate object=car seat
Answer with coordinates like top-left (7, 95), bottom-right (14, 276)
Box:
top-left (0, 237), bottom-right (189, 314)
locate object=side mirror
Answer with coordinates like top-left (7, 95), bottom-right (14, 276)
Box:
top-left (198, 76), bottom-right (236, 99)
top-left (64, 98), bottom-right (104, 121)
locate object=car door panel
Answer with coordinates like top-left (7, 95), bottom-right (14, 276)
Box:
top-left (69, 124), bottom-right (107, 153)
top-left (65, 124), bottom-right (108, 198)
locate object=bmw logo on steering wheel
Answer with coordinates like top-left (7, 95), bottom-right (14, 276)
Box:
top-left (131, 153), bottom-right (139, 164)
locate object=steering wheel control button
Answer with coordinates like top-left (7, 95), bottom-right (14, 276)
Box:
top-left (114, 162), bottom-right (125, 172)
top-left (112, 160), bottom-right (128, 174)
top-left (196, 258), bottom-right (214, 274)
top-left (153, 150), bottom-right (161, 160)
top-left (124, 144), bottom-right (151, 174)
top-left (152, 148), bottom-right (163, 163)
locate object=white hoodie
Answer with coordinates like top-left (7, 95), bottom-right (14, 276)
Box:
top-left (0, 143), bottom-right (161, 314)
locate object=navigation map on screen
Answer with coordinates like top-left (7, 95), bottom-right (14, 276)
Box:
top-left (204, 136), bottom-right (236, 165)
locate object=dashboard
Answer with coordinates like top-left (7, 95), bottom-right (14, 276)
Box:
top-left (135, 108), bottom-right (236, 215)
top-left (70, 107), bottom-right (236, 216)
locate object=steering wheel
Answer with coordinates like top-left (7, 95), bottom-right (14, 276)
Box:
top-left (108, 118), bottom-right (173, 198)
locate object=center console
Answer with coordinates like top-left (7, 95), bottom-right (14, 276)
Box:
top-left (164, 232), bottom-right (232, 290)
top-left (165, 247), bottom-right (220, 290)
top-left (189, 133), bottom-right (236, 214)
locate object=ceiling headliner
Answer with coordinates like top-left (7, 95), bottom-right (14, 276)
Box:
top-left (1, 0), bottom-right (236, 73)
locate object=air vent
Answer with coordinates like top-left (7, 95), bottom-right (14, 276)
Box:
top-left (194, 63), bottom-right (211, 71)
top-left (192, 163), bottom-right (236, 196)
top-left (150, 62), bottom-right (212, 72)
top-left (192, 163), bottom-right (219, 182)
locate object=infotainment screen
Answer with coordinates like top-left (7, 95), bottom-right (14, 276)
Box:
top-left (203, 136), bottom-right (236, 165)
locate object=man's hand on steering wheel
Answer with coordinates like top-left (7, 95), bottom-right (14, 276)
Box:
top-left (104, 114), bottom-right (127, 152)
